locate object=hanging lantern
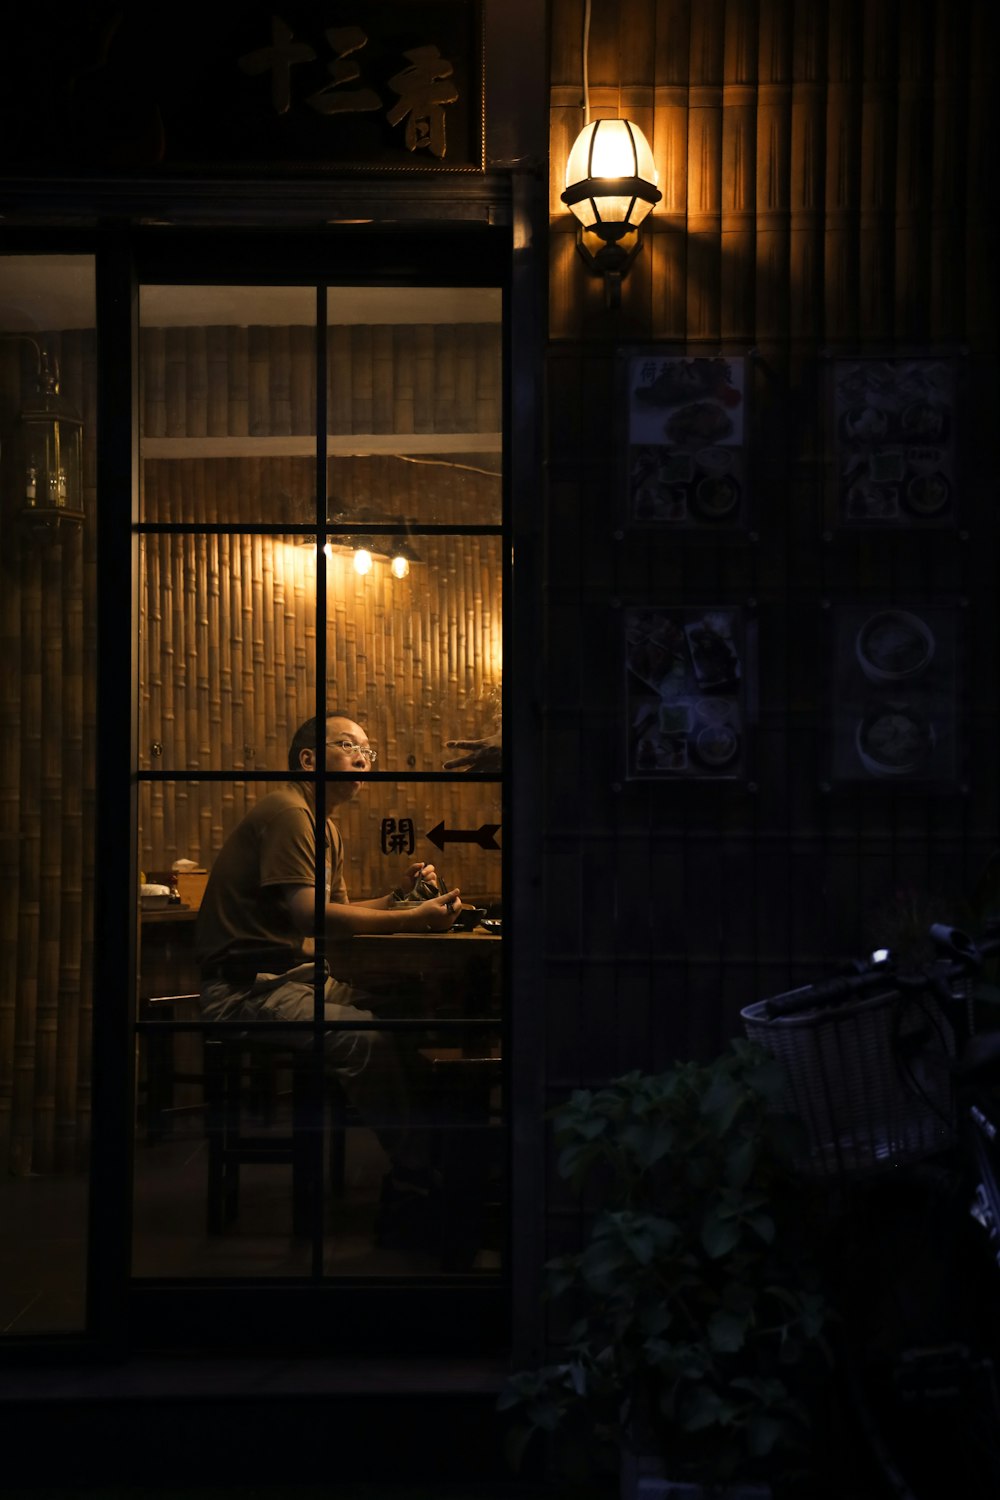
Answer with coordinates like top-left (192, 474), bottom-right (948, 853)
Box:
top-left (17, 345), bottom-right (85, 535)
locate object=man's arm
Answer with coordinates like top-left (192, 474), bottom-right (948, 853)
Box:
top-left (351, 860), bottom-right (441, 910)
top-left (283, 883), bottom-right (461, 937)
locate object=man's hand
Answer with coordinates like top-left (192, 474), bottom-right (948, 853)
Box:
top-left (398, 860), bottom-right (439, 896)
top-left (412, 887), bottom-right (462, 931)
top-left (443, 733), bottom-right (501, 772)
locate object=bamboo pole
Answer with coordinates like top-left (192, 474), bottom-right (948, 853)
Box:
top-left (228, 326), bottom-right (249, 436)
top-left (0, 357), bottom-right (22, 1166)
top-left (433, 325), bottom-right (456, 434)
top-left (894, 1), bottom-right (932, 343)
top-left (164, 326), bottom-right (187, 438)
top-left (186, 325), bottom-right (208, 438)
top-left (685, 0), bottom-right (725, 342)
top-left (824, 0), bottom-right (862, 343)
top-left (721, 0), bottom-right (758, 342)
top-left (290, 323), bottom-right (314, 435)
top-left (789, 0), bottom-right (827, 346)
top-left (269, 324), bottom-right (292, 436)
top-left (755, 0), bottom-right (793, 351)
top-left (206, 325), bottom-right (228, 435)
top-left (329, 325), bottom-right (351, 437)
top-left (858, 0), bottom-right (898, 344)
top-left (142, 327), bottom-right (166, 438)
top-left (11, 545), bottom-right (42, 1176)
top-left (413, 325), bottom-right (434, 433)
top-left (34, 539), bottom-right (63, 1171)
top-left (248, 325), bottom-right (270, 437)
top-left (391, 324), bottom-right (416, 436)
top-left (928, 0), bottom-right (965, 341)
top-left (371, 324), bottom-right (393, 434)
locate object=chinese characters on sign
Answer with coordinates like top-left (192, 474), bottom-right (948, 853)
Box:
top-left (238, 14), bottom-right (458, 157)
top-left (625, 606), bottom-right (749, 781)
top-left (832, 358), bottom-right (958, 527)
top-left (380, 818), bottom-right (416, 857)
top-left (623, 354), bottom-right (748, 528)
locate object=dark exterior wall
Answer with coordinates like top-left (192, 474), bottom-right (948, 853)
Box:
top-left (543, 0), bottom-right (1000, 1153)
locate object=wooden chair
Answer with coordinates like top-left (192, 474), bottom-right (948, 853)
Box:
top-left (140, 992), bottom-right (355, 1236)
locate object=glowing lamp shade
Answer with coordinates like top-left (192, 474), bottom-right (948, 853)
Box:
top-left (390, 552), bottom-right (410, 580)
top-left (352, 544), bottom-right (374, 576)
top-left (561, 118), bottom-right (661, 306)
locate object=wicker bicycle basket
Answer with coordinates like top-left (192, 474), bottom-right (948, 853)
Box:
top-left (741, 984), bottom-right (956, 1179)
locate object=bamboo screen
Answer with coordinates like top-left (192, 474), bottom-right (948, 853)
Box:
top-left (0, 328), bottom-right (96, 1177)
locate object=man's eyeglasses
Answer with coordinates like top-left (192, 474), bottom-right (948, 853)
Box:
top-left (327, 739), bottom-right (378, 764)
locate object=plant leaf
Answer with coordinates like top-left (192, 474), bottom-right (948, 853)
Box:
top-left (708, 1307), bottom-right (749, 1353)
top-left (701, 1210), bottom-right (741, 1260)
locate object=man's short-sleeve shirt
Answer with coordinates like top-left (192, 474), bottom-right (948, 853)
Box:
top-left (195, 781), bottom-right (347, 969)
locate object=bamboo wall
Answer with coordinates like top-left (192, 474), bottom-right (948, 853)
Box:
top-left (545, 0), bottom-right (1000, 1122)
top-left (0, 331), bottom-right (96, 1176)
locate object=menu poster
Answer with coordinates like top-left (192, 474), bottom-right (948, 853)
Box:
top-left (829, 604), bottom-right (959, 786)
top-left (623, 353), bottom-right (747, 528)
top-left (833, 358), bottom-right (958, 527)
top-left (625, 606), bottom-right (748, 780)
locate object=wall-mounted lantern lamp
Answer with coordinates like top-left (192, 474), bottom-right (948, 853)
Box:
top-left (561, 117), bottom-right (661, 309)
top-left (2, 335), bottom-right (85, 538)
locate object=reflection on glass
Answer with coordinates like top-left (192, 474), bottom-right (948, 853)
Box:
top-left (0, 253), bottom-right (96, 1332)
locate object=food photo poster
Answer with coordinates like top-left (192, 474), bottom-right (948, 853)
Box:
top-left (831, 357), bottom-right (958, 528)
top-left (625, 606), bottom-right (751, 781)
top-left (622, 352), bottom-right (748, 528)
top-left (829, 604), bottom-right (959, 786)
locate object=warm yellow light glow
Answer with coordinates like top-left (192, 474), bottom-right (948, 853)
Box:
top-left (563, 119), bottom-right (659, 231)
top-left (390, 553), bottom-right (410, 579)
top-left (353, 547), bottom-right (373, 575)
top-left (323, 541), bottom-right (334, 560)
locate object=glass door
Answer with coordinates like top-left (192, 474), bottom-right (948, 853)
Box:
top-left (130, 275), bottom-right (505, 1321)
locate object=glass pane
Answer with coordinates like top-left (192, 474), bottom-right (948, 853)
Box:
top-left (139, 285), bottom-right (317, 526)
top-left (0, 253), bottom-right (96, 1332)
top-left (324, 533), bottom-right (503, 770)
top-left (138, 533), bottom-right (317, 773)
top-left (138, 532), bottom-right (502, 777)
top-left (326, 287), bottom-right (502, 526)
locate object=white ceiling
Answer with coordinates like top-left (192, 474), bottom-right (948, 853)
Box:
top-left (0, 257), bottom-right (501, 331)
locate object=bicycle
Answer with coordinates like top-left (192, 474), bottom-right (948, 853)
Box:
top-left (741, 923), bottom-right (1000, 1499)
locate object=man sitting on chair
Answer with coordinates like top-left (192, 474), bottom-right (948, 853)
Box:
top-left (195, 712), bottom-right (460, 1222)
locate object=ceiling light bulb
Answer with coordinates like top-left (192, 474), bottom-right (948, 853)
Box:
top-left (390, 552), bottom-right (410, 579)
top-left (353, 546), bottom-right (373, 575)
top-left (323, 541), bottom-right (334, 560)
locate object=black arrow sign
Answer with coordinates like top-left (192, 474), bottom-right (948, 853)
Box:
top-left (426, 820), bottom-right (501, 852)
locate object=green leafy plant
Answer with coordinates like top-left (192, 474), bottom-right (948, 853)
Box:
top-left (499, 1042), bottom-right (831, 1489)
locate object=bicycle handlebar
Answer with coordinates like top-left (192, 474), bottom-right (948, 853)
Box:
top-left (761, 923), bottom-right (1000, 1020)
